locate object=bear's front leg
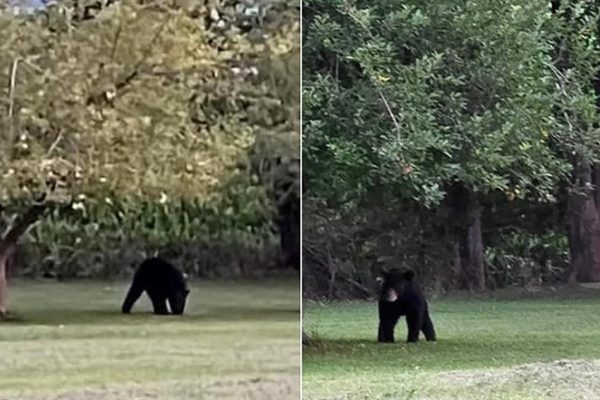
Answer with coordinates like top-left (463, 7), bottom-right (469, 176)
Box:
top-left (378, 321), bottom-right (395, 343)
top-left (378, 302), bottom-right (399, 343)
top-left (405, 312), bottom-right (423, 343)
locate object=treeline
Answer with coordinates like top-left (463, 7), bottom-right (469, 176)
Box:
top-left (303, 0), bottom-right (600, 298)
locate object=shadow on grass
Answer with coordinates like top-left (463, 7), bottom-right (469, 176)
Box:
top-left (304, 337), bottom-right (439, 352)
top-left (303, 335), bottom-right (600, 373)
top-left (2, 307), bottom-right (300, 326)
top-left (305, 335), bottom-right (580, 350)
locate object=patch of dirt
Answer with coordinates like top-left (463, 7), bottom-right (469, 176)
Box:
top-left (0, 375), bottom-right (299, 400)
top-left (432, 359), bottom-right (600, 400)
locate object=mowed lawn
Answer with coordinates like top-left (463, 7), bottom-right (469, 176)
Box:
top-left (303, 293), bottom-right (600, 400)
top-left (0, 278), bottom-right (300, 400)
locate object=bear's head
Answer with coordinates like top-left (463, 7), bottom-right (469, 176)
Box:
top-left (170, 288), bottom-right (190, 315)
top-left (171, 273), bottom-right (190, 315)
top-left (378, 268), bottom-right (415, 302)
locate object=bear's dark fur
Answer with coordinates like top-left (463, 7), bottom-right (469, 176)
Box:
top-left (122, 257), bottom-right (190, 315)
top-left (377, 268), bottom-right (436, 343)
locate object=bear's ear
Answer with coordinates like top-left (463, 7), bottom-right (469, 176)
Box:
top-left (403, 269), bottom-right (416, 281)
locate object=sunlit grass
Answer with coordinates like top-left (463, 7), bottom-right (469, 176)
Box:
top-left (0, 278), bottom-right (300, 400)
top-left (303, 296), bottom-right (600, 399)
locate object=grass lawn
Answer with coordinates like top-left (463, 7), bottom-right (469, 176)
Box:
top-left (303, 292), bottom-right (600, 400)
top-left (0, 278), bottom-right (300, 400)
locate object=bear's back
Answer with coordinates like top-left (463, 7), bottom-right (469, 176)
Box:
top-left (135, 257), bottom-right (186, 292)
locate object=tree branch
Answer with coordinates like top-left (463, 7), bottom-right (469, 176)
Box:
top-left (378, 89), bottom-right (401, 136)
top-left (0, 187), bottom-right (53, 249)
top-left (377, 88), bottom-right (406, 164)
top-left (7, 58), bottom-right (20, 119)
top-left (1, 204), bottom-right (47, 247)
top-left (110, 20), bottom-right (123, 62)
top-left (6, 58), bottom-right (21, 152)
top-left (86, 19), bottom-right (170, 105)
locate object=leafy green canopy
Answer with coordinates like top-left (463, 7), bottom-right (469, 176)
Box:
top-left (304, 0), bottom-right (569, 207)
top-left (0, 0), bottom-right (299, 205)
top-left (549, 0), bottom-right (600, 168)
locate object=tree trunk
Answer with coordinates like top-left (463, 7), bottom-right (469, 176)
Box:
top-left (0, 202), bottom-right (47, 318)
top-left (276, 188), bottom-right (300, 271)
top-left (447, 183), bottom-right (485, 291)
top-left (0, 241), bottom-right (18, 317)
top-left (0, 247), bottom-right (8, 317)
top-left (567, 162), bottom-right (600, 282)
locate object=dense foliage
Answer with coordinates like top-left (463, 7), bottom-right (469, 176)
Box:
top-left (303, 0), bottom-right (600, 298)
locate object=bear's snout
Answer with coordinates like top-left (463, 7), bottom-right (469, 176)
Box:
top-left (385, 288), bottom-right (398, 302)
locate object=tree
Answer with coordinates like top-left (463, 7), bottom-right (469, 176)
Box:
top-left (303, 0), bottom-right (568, 290)
top-left (550, 0), bottom-right (600, 282)
top-left (0, 197), bottom-right (48, 316)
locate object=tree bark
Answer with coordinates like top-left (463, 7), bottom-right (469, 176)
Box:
top-left (275, 185), bottom-right (300, 271)
top-left (567, 162), bottom-right (600, 282)
top-left (0, 248), bottom-right (9, 317)
top-left (447, 182), bottom-right (485, 291)
top-left (271, 158), bottom-right (300, 271)
top-left (0, 203), bottom-right (47, 317)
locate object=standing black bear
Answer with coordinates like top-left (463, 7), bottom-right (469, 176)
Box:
top-left (377, 268), bottom-right (436, 343)
top-left (122, 257), bottom-right (190, 315)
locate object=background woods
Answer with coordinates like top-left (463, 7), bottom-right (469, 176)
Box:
top-left (303, 0), bottom-right (600, 299)
top-left (0, 0), bottom-right (300, 313)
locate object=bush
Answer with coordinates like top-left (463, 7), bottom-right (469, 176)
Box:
top-left (485, 232), bottom-right (570, 288)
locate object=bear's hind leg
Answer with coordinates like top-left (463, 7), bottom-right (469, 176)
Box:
top-left (122, 282), bottom-right (144, 314)
top-left (422, 311), bottom-right (436, 341)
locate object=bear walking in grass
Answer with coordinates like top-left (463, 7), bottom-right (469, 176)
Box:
top-left (377, 268), bottom-right (436, 343)
top-left (122, 257), bottom-right (190, 315)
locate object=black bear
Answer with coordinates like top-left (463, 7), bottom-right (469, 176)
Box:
top-left (122, 257), bottom-right (190, 315)
top-left (377, 268), bottom-right (436, 343)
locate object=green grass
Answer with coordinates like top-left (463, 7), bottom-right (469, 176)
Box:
top-left (303, 296), bottom-right (600, 400)
top-left (0, 278), bottom-right (300, 400)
